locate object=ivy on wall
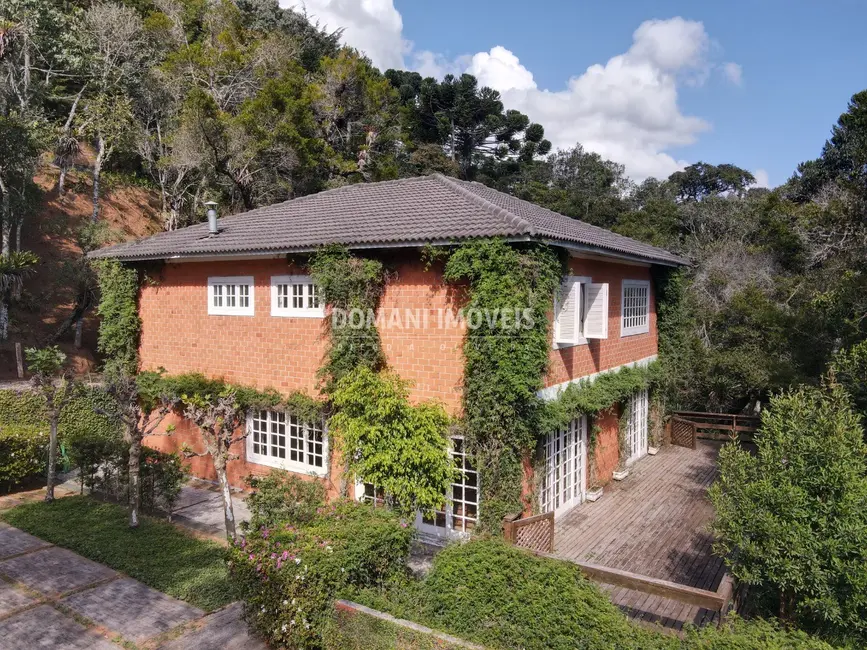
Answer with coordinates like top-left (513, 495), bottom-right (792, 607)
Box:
top-left (443, 239), bottom-right (564, 532)
top-left (93, 259), bottom-right (142, 375)
top-left (308, 245), bottom-right (387, 394)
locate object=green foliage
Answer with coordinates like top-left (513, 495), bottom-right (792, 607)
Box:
top-left (325, 607), bottom-right (471, 650)
top-left (0, 387), bottom-right (120, 444)
top-left (83, 441), bottom-right (189, 515)
top-left (831, 340), bottom-right (867, 423)
top-left (93, 259), bottom-right (142, 375)
top-left (228, 499), bottom-right (413, 649)
top-left (0, 424), bottom-right (48, 489)
top-left (356, 538), bottom-right (666, 650)
top-left (443, 239), bottom-right (563, 530)
top-left (542, 363), bottom-right (656, 432)
top-left (149, 371), bottom-right (326, 421)
top-left (1, 497), bottom-right (235, 611)
top-left (244, 470), bottom-right (327, 531)
top-left (24, 345), bottom-right (66, 377)
top-left (710, 383), bottom-right (867, 644)
top-left (308, 245), bottom-right (387, 393)
top-left (682, 617), bottom-right (837, 650)
top-left (330, 367), bottom-right (454, 517)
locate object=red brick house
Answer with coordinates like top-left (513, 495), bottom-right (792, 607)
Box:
top-left (90, 174), bottom-right (685, 541)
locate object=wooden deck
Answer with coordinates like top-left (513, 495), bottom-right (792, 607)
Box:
top-left (554, 442), bottom-right (726, 631)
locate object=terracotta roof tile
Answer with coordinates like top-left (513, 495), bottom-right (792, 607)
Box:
top-left (88, 174), bottom-right (687, 266)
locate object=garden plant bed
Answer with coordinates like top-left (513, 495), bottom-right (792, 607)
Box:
top-left (0, 495), bottom-right (236, 611)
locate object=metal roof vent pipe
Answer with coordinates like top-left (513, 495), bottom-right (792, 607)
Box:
top-left (205, 201), bottom-right (219, 236)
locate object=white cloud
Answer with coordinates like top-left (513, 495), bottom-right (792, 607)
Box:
top-left (279, 4), bottom-right (743, 181)
top-left (752, 169), bottom-right (770, 188)
top-left (721, 62), bottom-right (743, 86)
top-left (281, 0), bottom-right (406, 70)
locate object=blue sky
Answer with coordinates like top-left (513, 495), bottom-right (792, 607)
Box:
top-left (287, 1), bottom-right (867, 187)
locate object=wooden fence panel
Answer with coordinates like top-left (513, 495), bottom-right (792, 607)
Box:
top-left (671, 417), bottom-right (697, 449)
top-left (503, 512), bottom-right (555, 553)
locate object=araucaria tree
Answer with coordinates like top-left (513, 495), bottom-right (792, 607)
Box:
top-left (710, 382), bottom-right (867, 644)
top-left (99, 371), bottom-right (176, 527)
top-left (181, 391), bottom-right (246, 540)
top-left (26, 346), bottom-right (73, 502)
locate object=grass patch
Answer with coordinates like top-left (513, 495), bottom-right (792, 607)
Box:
top-left (1, 496), bottom-right (235, 611)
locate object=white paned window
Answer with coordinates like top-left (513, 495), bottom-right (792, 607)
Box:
top-left (208, 276), bottom-right (254, 316)
top-left (246, 411), bottom-right (328, 476)
top-left (271, 275), bottom-right (324, 318)
top-left (554, 276), bottom-right (609, 346)
top-left (418, 436), bottom-right (479, 538)
top-left (621, 280), bottom-right (650, 336)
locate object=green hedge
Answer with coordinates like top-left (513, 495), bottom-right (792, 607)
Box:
top-left (0, 424), bottom-right (49, 489)
top-left (0, 387), bottom-right (120, 443)
top-left (228, 499), bottom-right (414, 649)
top-left (352, 539), bottom-right (838, 650)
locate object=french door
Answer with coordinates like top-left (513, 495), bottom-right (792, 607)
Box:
top-left (540, 416), bottom-right (587, 517)
top-left (416, 436), bottom-right (480, 541)
top-left (626, 389), bottom-right (649, 464)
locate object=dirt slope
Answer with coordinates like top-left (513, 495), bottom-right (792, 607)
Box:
top-left (1, 158), bottom-right (163, 378)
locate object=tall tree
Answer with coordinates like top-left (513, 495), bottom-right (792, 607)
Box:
top-left (26, 346), bottom-right (73, 502)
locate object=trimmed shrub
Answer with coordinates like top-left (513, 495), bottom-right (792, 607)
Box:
top-left (683, 616), bottom-right (836, 649)
top-left (88, 443), bottom-right (189, 515)
top-left (392, 538), bottom-right (664, 650)
top-left (228, 499), bottom-right (413, 649)
top-left (0, 387), bottom-right (120, 443)
top-left (243, 471), bottom-right (327, 531)
top-left (0, 424), bottom-right (49, 490)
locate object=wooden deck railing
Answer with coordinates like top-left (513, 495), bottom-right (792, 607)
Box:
top-left (670, 411), bottom-right (760, 448)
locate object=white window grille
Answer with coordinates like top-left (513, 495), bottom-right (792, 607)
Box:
top-left (208, 277), bottom-right (254, 316)
top-left (418, 437), bottom-right (479, 538)
top-left (626, 389), bottom-right (649, 464)
top-left (271, 276), bottom-right (324, 317)
top-left (621, 280), bottom-right (650, 336)
top-left (246, 410), bottom-right (327, 476)
top-left (541, 416), bottom-right (587, 516)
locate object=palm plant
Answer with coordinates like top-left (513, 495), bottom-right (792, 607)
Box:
top-left (0, 250), bottom-right (38, 340)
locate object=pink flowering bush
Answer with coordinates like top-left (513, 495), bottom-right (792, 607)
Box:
top-left (227, 498), bottom-right (413, 649)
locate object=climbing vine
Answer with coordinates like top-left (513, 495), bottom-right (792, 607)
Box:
top-left (308, 245), bottom-right (387, 394)
top-left (93, 258), bottom-right (141, 375)
top-left (443, 239), bottom-right (564, 531)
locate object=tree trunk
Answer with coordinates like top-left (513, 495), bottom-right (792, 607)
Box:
top-left (15, 219), bottom-right (21, 252)
top-left (0, 178), bottom-right (10, 257)
top-left (45, 413), bottom-right (58, 502)
top-left (91, 137), bottom-right (106, 222)
top-left (215, 457), bottom-right (236, 540)
top-left (128, 437), bottom-right (141, 528)
top-left (58, 168), bottom-right (68, 196)
top-left (0, 299), bottom-right (8, 342)
top-left (73, 318), bottom-right (83, 349)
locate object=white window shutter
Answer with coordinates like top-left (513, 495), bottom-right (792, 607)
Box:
top-left (583, 283), bottom-right (609, 339)
top-left (555, 279), bottom-right (581, 345)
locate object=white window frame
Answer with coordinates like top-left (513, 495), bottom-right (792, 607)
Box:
top-left (626, 389), bottom-right (649, 465)
top-left (416, 436), bottom-right (479, 542)
top-left (541, 416), bottom-right (587, 517)
top-left (208, 276), bottom-right (254, 316)
top-left (246, 410), bottom-right (328, 477)
top-left (621, 280), bottom-right (651, 337)
top-left (270, 275), bottom-right (324, 318)
top-left (553, 275), bottom-right (591, 349)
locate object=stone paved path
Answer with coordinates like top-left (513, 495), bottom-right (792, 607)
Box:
top-left (0, 523), bottom-right (266, 649)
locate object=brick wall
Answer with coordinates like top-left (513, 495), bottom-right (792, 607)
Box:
top-left (545, 257), bottom-right (657, 389)
top-left (139, 250), bottom-right (657, 491)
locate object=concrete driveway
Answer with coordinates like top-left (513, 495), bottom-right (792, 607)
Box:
top-left (0, 523), bottom-right (265, 649)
